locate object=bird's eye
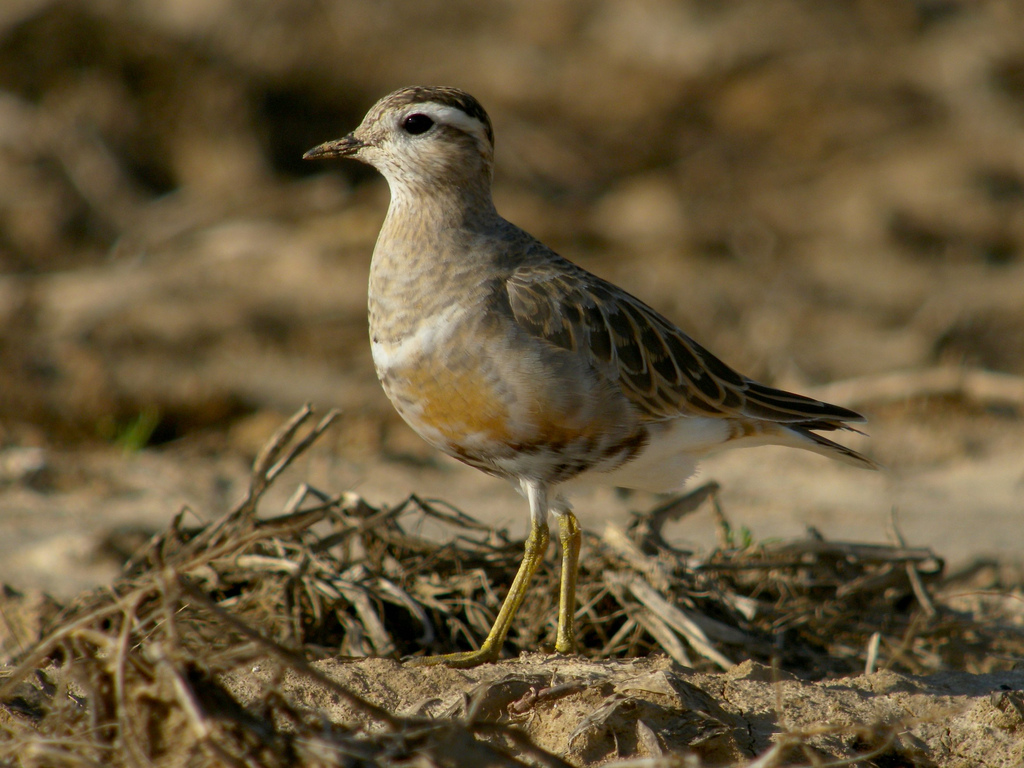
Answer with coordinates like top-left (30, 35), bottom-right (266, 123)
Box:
top-left (401, 113), bottom-right (435, 135)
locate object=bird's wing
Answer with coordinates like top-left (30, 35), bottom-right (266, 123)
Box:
top-left (505, 262), bottom-right (866, 430)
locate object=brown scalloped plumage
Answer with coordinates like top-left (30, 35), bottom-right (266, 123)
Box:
top-left (506, 262), bottom-right (868, 432)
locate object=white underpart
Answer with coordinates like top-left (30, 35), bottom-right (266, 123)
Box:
top-left (562, 416), bottom-right (735, 495)
top-left (563, 414), bottom-right (860, 495)
top-left (370, 304), bottom-right (462, 375)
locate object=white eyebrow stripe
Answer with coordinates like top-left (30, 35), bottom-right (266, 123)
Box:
top-left (417, 103), bottom-right (491, 147)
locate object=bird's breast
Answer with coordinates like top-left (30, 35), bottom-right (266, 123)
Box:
top-left (370, 317), bottom-right (521, 462)
top-left (369, 309), bottom-right (648, 484)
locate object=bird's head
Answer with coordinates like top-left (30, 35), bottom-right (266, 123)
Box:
top-left (304, 86), bottom-right (495, 196)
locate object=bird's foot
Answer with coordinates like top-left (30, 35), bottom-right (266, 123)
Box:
top-left (404, 645), bottom-right (502, 668)
top-left (554, 635), bottom-right (576, 656)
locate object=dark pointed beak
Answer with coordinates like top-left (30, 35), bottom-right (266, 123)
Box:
top-left (303, 133), bottom-right (365, 160)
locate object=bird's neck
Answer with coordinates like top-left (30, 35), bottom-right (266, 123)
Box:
top-left (368, 179), bottom-right (502, 330)
top-left (374, 175), bottom-right (503, 268)
top-left (386, 172), bottom-right (498, 228)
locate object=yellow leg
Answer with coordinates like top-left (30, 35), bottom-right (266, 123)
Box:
top-left (407, 520), bottom-right (550, 668)
top-left (555, 510), bottom-right (581, 654)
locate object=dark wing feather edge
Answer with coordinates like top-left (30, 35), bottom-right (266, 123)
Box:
top-left (506, 263), bottom-right (867, 431)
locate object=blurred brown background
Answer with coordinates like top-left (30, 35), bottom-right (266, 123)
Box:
top-left (1, 0), bottom-right (1022, 595)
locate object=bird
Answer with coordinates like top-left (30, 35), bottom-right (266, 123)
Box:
top-left (304, 86), bottom-right (876, 668)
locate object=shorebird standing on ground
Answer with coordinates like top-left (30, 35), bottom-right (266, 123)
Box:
top-left (305, 86), bottom-right (875, 668)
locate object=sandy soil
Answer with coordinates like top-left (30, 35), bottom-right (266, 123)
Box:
top-left (226, 655), bottom-right (1024, 767)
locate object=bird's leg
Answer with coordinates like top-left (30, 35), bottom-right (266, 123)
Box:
top-left (554, 508), bottom-right (581, 654)
top-left (406, 481), bottom-right (551, 668)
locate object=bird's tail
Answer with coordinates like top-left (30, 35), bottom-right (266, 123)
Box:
top-left (782, 424), bottom-right (879, 470)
